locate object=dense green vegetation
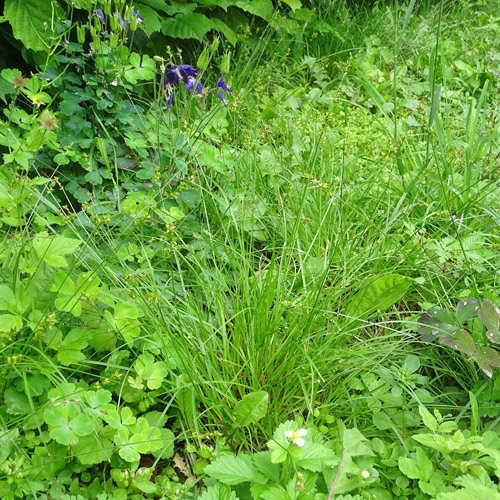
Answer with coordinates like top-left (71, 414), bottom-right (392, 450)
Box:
top-left (1, 0), bottom-right (500, 498)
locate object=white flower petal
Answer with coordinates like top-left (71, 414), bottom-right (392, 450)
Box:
top-left (284, 430), bottom-right (293, 438)
top-left (298, 428), bottom-right (307, 437)
top-left (294, 438), bottom-right (305, 447)
top-left (361, 470), bottom-right (370, 479)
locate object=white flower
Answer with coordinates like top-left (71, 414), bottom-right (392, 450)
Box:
top-left (284, 428), bottom-right (307, 447)
top-left (361, 470), bottom-right (370, 479)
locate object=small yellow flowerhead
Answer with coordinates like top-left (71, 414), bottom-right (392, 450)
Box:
top-left (284, 428), bottom-right (307, 447)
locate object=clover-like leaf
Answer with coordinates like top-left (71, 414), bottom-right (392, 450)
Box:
top-left (418, 308), bottom-right (458, 342)
top-left (439, 329), bottom-right (476, 357)
top-left (44, 406), bottom-right (79, 446)
top-left (69, 414), bottom-right (96, 437)
top-left (135, 353), bottom-right (167, 390)
top-left (455, 298), bottom-right (479, 325)
top-left (474, 347), bottom-right (500, 378)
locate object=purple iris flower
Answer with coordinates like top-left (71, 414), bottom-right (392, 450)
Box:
top-left (117, 13), bottom-right (130, 29)
top-left (132, 9), bottom-right (143, 24)
top-left (163, 64), bottom-right (198, 89)
top-left (95, 9), bottom-right (105, 23)
top-left (185, 76), bottom-right (204, 94)
top-left (166, 92), bottom-right (174, 109)
top-left (216, 75), bottom-right (232, 104)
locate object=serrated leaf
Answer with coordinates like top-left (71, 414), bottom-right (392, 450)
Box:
top-left (33, 232), bottom-right (81, 268)
top-left (204, 454), bottom-right (267, 485)
top-left (199, 483), bottom-right (238, 500)
top-left (0, 285), bottom-right (16, 313)
top-left (296, 442), bottom-right (338, 471)
top-left (344, 274), bottom-right (413, 323)
top-left (398, 456), bottom-right (421, 479)
top-left (419, 405), bottom-right (438, 432)
top-left (161, 13), bottom-right (214, 40)
top-left (233, 391), bottom-right (269, 427)
top-left (4, 0), bottom-right (64, 52)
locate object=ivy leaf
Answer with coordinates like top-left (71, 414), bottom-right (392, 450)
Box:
top-left (33, 232), bottom-right (81, 268)
top-left (4, 0), bottom-right (64, 52)
top-left (233, 391), bottom-right (269, 427)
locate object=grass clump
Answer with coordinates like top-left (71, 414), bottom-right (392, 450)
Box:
top-left (0, 0), bottom-right (500, 498)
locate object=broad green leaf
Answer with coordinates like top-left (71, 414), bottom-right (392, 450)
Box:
top-left (211, 18), bottom-right (238, 46)
top-left (33, 232), bottom-right (81, 268)
top-left (4, 0), bottom-right (64, 52)
top-left (344, 274), bottom-right (412, 323)
top-left (0, 285), bottom-right (16, 312)
top-left (342, 428), bottom-right (373, 457)
top-left (398, 456), bottom-right (421, 479)
top-left (204, 454), bottom-right (267, 485)
top-left (281, 0), bottom-right (302, 10)
top-left (161, 13), bottom-right (214, 40)
top-left (0, 428), bottom-right (15, 464)
top-left (0, 313), bottom-right (23, 332)
top-left (135, 4), bottom-right (162, 35)
top-left (233, 391), bottom-right (269, 427)
top-left (419, 405), bottom-right (438, 432)
top-left (236, 0), bottom-right (274, 21)
top-left (402, 355), bottom-right (420, 374)
top-left (416, 447), bottom-right (433, 481)
top-left (252, 451), bottom-right (281, 482)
